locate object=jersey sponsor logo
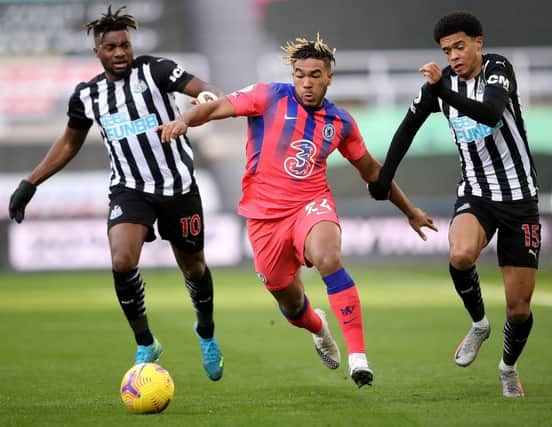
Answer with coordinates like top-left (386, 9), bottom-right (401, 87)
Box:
top-left (450, 116), bottom-right (503, 144)
top-left (284, 139), bottom-right (317, 179)
top-left (487, 74), bottom-right (510, 91)
top-left (100, 112), bottom-right (159, 141)
top-left (131, 79), bottom-right (148, 94)
top-left (323, 124), bottom-right (335, 141)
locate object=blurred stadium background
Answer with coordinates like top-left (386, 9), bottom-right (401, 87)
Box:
top-left (0, 0), bottom-right (550, 272)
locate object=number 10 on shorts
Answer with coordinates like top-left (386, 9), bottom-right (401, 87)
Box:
top-left (180, 214), bottom-right (201, 237)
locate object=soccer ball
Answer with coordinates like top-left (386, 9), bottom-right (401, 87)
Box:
top-left (120, 363), bottom-right (175, 414)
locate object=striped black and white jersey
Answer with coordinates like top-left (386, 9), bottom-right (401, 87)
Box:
top-left (67, 55), bottom-right (196, 196)
top-left (412, 53), bottom-right (538, 202)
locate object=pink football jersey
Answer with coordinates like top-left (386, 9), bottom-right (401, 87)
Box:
top-left (226, 82), bottom-right (367, 219)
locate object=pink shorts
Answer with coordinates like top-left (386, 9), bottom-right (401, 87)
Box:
top-left (246, 193), bottom-right (340, 291)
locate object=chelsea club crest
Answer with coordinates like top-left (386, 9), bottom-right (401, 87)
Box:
top-left (323, 124), bottom-right (335, 141)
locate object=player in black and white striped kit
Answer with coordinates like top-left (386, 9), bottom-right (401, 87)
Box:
top-left (369, 12), bottom-right (541, 397)
top-left (8, 5), bottom-right (224, 381)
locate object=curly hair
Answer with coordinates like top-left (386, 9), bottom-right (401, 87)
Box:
top-left (433, 11), bottom-right (483, 43)
top-left (85, 4), bottom-right (138, 38)
top-left (281, 33), bottom-right (336, 68)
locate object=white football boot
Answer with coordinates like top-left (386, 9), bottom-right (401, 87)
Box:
top-left (499, 360), bottom-right (525, 397)
top-left (312, 308), bottom-right (341, 369)
top-left (454, 323), bottom-right (490, 367)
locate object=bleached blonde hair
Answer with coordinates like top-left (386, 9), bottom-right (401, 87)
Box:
top-left (281, 33), bottom-right (336, 68)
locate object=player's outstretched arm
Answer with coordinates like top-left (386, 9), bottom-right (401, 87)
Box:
top-left (157, 97), bottom-right (236, 143)
top-left (351, 152), bottom-right (438, 240)
top-left (368, 107), bottom-right (428, 200)
top-left (8, 126), bottom-right (88, 223)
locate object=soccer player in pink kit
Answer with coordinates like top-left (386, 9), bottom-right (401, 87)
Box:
top-left (158, 35), bottom-right (437, 388)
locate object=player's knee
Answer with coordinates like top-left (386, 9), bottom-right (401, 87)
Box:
top-left (183, 262), bottom-right (207, 281)
top-left (449, 249), bottom-right (477, 270)
top-left (174, 249), bottom-right (206, 279)
top-left (506, 302), bottom-right (531, 323)
top-left (111, 252), bottom-right (138, 272)
top-left (311, 251), bottom-right (342, 276)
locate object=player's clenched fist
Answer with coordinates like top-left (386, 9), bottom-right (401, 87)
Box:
top-left (419, 62), bottom-right (442, 84)
top-left (9, 179), bottom-right (36, 223)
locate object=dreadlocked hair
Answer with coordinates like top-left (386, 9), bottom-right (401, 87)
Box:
top-left (281, 33), bottom-right (336, 68)
top-left (85, 4), bottom-right (138, 37)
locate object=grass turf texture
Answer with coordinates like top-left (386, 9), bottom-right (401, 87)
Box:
top-left (1, 266), bottom-right (551, 426)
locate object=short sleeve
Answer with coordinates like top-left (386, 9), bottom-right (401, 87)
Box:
top-left (67, 83), bottom-right (93, 130)
top-left (338, 115), bottom-right (367, 161)
top-left (226, 83), bottom-right (271, 116)
top-left (484, 55), bottom-right (515, 95)
top-left (149, 56), bottom-right (194, 93)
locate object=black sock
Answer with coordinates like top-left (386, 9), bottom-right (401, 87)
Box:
top-left (449, 264), bottom-right (485, 322)
top-left (185, 266), bottom-right (214, 338)
top-left (503, 312), bottom-right (533, 366)
top-left (113, 268), bottom-right (153, 346)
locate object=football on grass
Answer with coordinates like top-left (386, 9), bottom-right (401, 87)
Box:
top-left (120, 363), bottom-right (175, 414)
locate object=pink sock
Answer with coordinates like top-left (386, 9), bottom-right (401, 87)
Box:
top-left (280, 295), bottom-right (322, 333)
top-left (324, 269), bottom-right (365, 354)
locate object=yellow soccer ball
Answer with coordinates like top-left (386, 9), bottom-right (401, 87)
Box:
top-left (120, 363), bottom-right (175, 414)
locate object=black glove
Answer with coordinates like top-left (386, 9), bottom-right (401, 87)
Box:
top-left (367, 180), bottom-right (390, 200)
top-left (9, 179), bottom-right (36, 223)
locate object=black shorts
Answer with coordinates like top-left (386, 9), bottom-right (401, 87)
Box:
top-left (452, 196), bottom-right (541, 268)
top-left (107, 184), bottom-right (205, 252)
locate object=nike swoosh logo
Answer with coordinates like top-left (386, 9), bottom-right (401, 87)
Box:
top-left (284, 114), bottom-right (296, 120)
top-left (343, 317), bottom-right (358, 325)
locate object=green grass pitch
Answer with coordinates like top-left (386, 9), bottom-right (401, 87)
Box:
top-left (1, 266), bottom-right (551, 426)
